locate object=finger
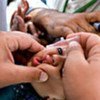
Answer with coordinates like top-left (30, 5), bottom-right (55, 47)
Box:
top-left (65, 22), bottom-right (79, 33)
top-left (21, 0), bottom-right (29, 14)
top-left (7, 31), bottom-right (44, 52)
top-left (11, 15), bottom-right (19, 31)
top-left (64, 41), bottom-right (87, 71)
top-left (78, 19), bottom-right (95, 32)
top-left (15, 64), bottom-right (48, 83)
top-left (75, 32), bottom-right (100, 64)
top-left (62, 40), bottom-right (88, 86)
top-left (15, 15), bottom-right (26, 32)
top-left (18, 5), bottom-right (24, 18)
top-left (68, 16), bottom-right (86, 32)
top-left (10, 11), bottom-right (17, 27)
top-left (0, 62), bottom-right (48, 88)
top-left (11, 13), bottom-right (21, 31)
top-left (86, 11), bottom-right (100, 22)
top-left (73, 24), bottom-right (86, 32)
top-left (27, 21), bottom-right (37, 34)
top-left (37, 63), bottom-right (61, 78)
top-left (67, 32), bottom-right (100, 63)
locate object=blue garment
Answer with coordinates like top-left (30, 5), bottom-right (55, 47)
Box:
top-left (0, 83), bottom-right (43, 100)
top-left (0, 85), bottom-right (15, 100)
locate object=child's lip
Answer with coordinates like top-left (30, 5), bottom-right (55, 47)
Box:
top-left (32, 57), bottom-right (41, 66)
top-left (32, 55), bottom-right (54, 66)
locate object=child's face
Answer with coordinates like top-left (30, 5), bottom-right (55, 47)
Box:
top-left (27, 46), bottom-right (67, 99)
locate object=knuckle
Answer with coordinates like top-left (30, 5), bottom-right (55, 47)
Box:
top-left (29, 68), bottom-right (41, 81)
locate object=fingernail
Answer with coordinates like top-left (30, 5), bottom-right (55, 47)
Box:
top-left (39, 72), bottom-right (48, 82)
top-left (69, 41), bottom-right (80, 47)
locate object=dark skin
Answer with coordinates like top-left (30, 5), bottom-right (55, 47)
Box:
top-left (11, 0), bottom-right (100, 41)
top-left (29, 9), bottom-right (100, 37)
top-left (10, 0), bottom-right (37, 34)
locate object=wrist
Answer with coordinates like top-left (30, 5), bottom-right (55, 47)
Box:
top-left (28, 8), bottom-right (59, 22)
top-left (27, 8), bottom-right (45, 22)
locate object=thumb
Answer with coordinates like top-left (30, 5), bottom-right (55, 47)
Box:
top-left (65, 41), bottom-right (87, 68)
top-left (14, 64), bottom-right (48, 83)
top-left (0, 63), bottom-right (48, 88)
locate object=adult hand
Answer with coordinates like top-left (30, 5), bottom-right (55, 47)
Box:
top-left (30, 9), bottom-right (100, 37)
top-left (62, 32), bottom-right (100, 100)
top-left (0, 31), bottom-right (48, 88)
top-left (10, 0), bottom-right (38, 34)
top-left (10, 0), bottom-right (45, 45)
